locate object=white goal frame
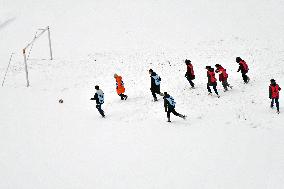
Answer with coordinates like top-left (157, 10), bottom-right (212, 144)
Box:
top-left (22, 26), bottom-right (53, 87)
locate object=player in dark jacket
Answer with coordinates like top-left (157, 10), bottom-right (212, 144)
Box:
top-left (185, 59), bottom-right (195, 88)
top-left (269, 79), bottom-right (281, 114)
top-left (236, 57), bottom-right (250, 84)
top-left (149, 69), bottom-right (163, 101)
top-left (215, 64), bottom-right (232, 92)
top-left (163, 92), bottom-right (186, 122)
top-left (206, 66), bottom-right (220, 98)
top-left (90, 85), bottom-right (105, 117)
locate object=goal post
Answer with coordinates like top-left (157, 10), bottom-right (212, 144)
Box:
top-left (22, 26), bottom-right (53, 87)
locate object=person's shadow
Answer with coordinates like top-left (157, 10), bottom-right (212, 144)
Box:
top-left (0, 17), bottom-right (16, 30)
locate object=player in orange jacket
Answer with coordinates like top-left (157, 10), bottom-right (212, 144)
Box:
top-left (114, 74), bottom-right (128, 100)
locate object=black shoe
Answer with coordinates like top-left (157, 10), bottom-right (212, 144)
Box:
top-left (167, 120), bottom-right (171, 122)
top-left (124, 95), bottom-right (128, 100)
top-left (245, 78), bottom-right (250, 84)
top-left (154, 98), bottom-right (158, 102)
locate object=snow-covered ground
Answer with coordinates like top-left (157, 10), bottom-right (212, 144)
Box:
top-left (1, 0), bottom-right (284, 188)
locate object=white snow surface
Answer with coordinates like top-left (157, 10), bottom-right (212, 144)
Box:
top-left (1, 0), bottom-right (284, 188)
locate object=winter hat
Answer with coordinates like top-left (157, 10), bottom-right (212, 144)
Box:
top-left (185, 59), bottom-right (191, 64)
top-left (205, 66), bottom-right (211, 69)
top-left (215, 64), bottom-right (221, 68)
top-left (236, 57), bottom-right (242, 63)
top-left (270, 79), bottom-right (276, 83)
top-left (114, 73), bottom-right (118, 78)
top-left (149, 69), bottom-right (153, 73)
top-left (95, 85), bottom-right (99, 90)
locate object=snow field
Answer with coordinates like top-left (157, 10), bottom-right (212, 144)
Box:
top-left (1, 0), bottom-right (284, 188)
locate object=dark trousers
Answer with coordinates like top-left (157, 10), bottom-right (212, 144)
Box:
top-left (96, 104), bottom-right (105, 117)
top-left (119, 94), bottom-right (127, 100)
top-left (271, 98), bottom-right (280, 111)
top-left (151, 87), bottom-right (161, 100)
top-left (207, 83), bottom-right (219, 95)
top-left (242, 73), bottom-right (249, 83)
top-left (188, 79), bottom-right (195, 87)
top-left (167, 107), bottom-right (181, 119)
top-left (222, 79), bottom-right (231, 90)
top-left (186, 77), bottom-right (195, 87)
top-left (152, 91), bottom-right (158, 99)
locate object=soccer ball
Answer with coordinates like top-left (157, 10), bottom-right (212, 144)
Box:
top-left (59, 99), bottom-right (63, 103)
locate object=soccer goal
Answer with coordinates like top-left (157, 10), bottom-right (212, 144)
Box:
top-left (22, 26), bottom-right (53, 87)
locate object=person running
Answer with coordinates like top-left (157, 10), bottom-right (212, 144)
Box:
top-left (215, 64), bottom-right (232, 92)
top-left (114, 73), bottom-right (128, 100)
top-left (269, 79), bottom-right (281, 114)
top-left (236, 57), bottom-right (250, 84)
top-left (90, 85), bottom-right (105, 118)
top-left (163, 92), bottom-right (186, 122)
top-left (206, 66), bottom-right (220, 98)
top-left (149, 69), bottom-right (163, 101)
top-left (185, 59), bottom-right (195, 88)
